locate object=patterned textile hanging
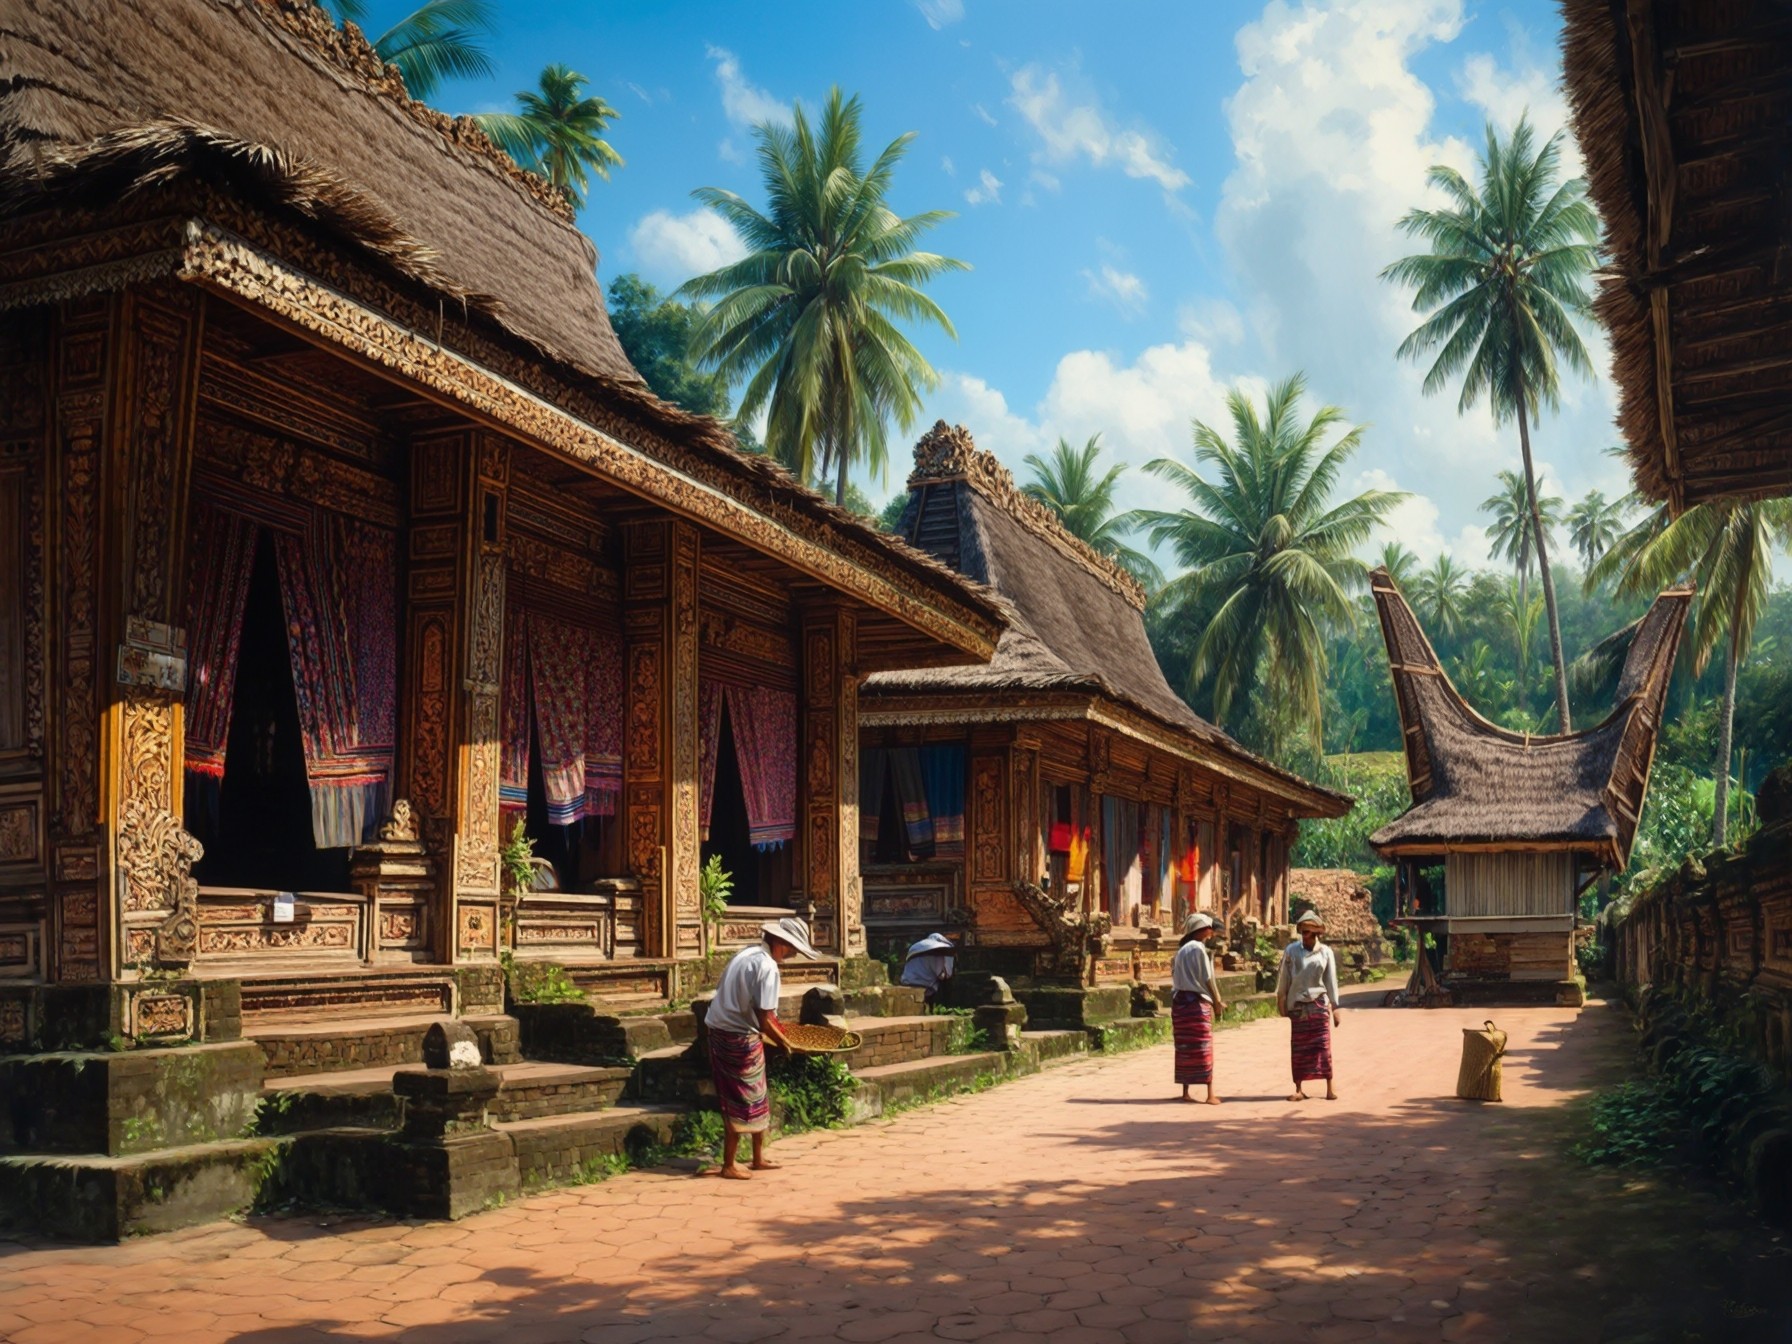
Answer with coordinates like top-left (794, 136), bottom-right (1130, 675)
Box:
top-left (182, 504), bottom-right (259, 834)
top-left (859, 748), bottom-right (888, 854)
top-left (499, 605), bottom-right (530, 825)
top-left (698, 679), bottom-right (724, 836)
top-left (919, 745), bottom-right (965, 858)
top-left (583, 627), bottom-right (623, 817)
top-left (1067, 787), bottom-right (1089, 882)
top-left (1101, 796), bottom-right (1142, 924)
top-left (271, 518), bottom-right (396, 850)
top-left (888, 747), bottom-right (933, 858)
top-left (725, 684), bottom-right (797, 849)
top-left (527, 615), bottom-right (593, 826)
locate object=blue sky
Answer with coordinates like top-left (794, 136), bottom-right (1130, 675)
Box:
top-left (373, 0), bottom-right (1630, 563)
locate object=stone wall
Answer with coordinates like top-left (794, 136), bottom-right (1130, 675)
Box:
top-left (1288, 868), bottom-right (1385, 965)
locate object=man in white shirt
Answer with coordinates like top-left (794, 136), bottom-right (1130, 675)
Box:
top-left (899, 932), bottom-right (957, 1006)
top-left (1171, 913), bottom-right (1225, 1104)
top-left (705, 916), bottom-right (816, 1179)
top-left (1276, 909), bottom-right (1342, 1101)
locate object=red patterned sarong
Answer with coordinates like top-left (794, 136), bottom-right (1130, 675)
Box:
top-left (1172, 992), bottom-right (1213, 1085)
top-left (1290, 997), bottom-right (1333, 1083)
top-left (708, 1029), bottom-right (770, 1133)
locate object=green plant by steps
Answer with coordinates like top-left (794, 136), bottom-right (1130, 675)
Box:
top-left (499, 951), bottom-right (585, 1005)
top-left (500, 819), bottom-right (553, 900)
top-left (699, 855), bottom-right (733, 947)
top-left (769, 1052), bottom-right (856, 1132)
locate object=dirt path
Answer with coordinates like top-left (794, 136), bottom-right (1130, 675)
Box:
top-left (2, 991), bottom-right (1788, 1343)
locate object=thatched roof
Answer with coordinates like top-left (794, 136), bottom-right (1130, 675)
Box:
top-left (862, 423), bottom-right (1351, 819)
top-left (1367, 567), bottom-right (1690, 866)
top-left (1561, 0), bottom-right (1792, 508)
top-left (0, 0), bottom-right (1007, 645)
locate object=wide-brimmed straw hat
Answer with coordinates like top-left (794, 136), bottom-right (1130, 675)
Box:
top-left (905, 932), bottom-right (956, 960)
top-left (1183, 913), bottom-right (1215, 935)
top-left (1295, 910), bottom-right (1326, 930)
top-left (763, 916), bottom-right (819, 959)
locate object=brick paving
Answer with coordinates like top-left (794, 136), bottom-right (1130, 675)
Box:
top-left (0, 992), bottom-right (1774, 1343)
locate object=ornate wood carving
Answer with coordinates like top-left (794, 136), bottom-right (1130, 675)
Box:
top-left (972, 755), bottom-right (1006, 883)
top-left (115, 797), bottom-right (202, 966)
top-left (119, 290), bottom-right (201, 626)
top-left (799, 610), bottom-right (860, 954)
top-left (669, 527), bottom-right (699, 933)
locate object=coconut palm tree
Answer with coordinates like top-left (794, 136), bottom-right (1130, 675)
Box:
top-left (1566, 489), bottom-right (1626, 574)
top-left (1412, 553), bottom-right (1470, 641)
top-left (475, 66), bottom-right (622, 207)
top-left (1383, 116), bottom-right (1600, 733)
top-left (324, 0), bottom-right (495, 101)
top-left (682, 89), bottom-right (965, 506)
top-left (1377, 542), bottom-right (1421, 590)
top-left (1498, 578), bottom-right (1545, 719)
top-left (1605, 497), bottom-right (1792, 845)
top-left (1127, 374), bottom-right (1404, 753)
top-left (1450, 639), bottom-right (1511, 715)
top-left (1020, 434), bottom-right (1161, 587)
top-left (1482, 468), bottom-right (1563, 609)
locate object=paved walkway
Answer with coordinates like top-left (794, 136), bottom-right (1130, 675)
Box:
top-left (2, 992), bottom-right (1787, 1344)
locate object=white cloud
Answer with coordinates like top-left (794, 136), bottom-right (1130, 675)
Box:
top-left (1084, 264), bottom-right (1149, 315)
top-left (914, 0), bottom-right (965, 29)
top-left (964, 167), bottom-right (1003, 206)
top-left (971, 102), bottom-right (998, 126)
top-left (1213, 0), bottom-right (1617, 558)
top-left (717, 138), bottom-right (743, 164)
top-left (705, 45), bottom-right (790, 130)
top-left (940, 154), bottom-right (957, 176)
top-left (627, 208), bottom-right (747, 286)
top-left (1008, 64), bottom-right (1190, 191)
top-left (1455, 46), bottom-right (1584, 177)
top-left (1029, 167), bottom-right (1061, 193)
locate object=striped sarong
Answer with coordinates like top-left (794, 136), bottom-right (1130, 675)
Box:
top-left (1290, 997), bottom-right (1333, 1083)
top-left (1171, 991), bottom-right (1213, 1085)
top-left (708, 1029), bottom-right (770, 1133)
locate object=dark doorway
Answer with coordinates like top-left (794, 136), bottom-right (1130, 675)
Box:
top-left (192, 534), bottom-right (350, 892)
top-left (700, 701), bottom-right (791, 906)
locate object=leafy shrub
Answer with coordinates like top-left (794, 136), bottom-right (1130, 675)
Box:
top-left (501, 952), bottom-right (585, 1005)
top-left (698, 855), bottom-right (733, 929)
top-left (769, 1052), bottom-right (856, 1132)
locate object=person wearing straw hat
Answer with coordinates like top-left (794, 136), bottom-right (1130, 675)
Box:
top-left (1277, 908), bottom-right (1342, 1101)
top-left (899, 931), bottom-right (958, 1006)
top-left (1171, 913), bottom-right (1226, 1104)
top-left (704, 915), bottom-right (817, 1179)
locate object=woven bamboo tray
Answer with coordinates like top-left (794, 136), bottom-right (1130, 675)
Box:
top-left (780, 1024), bottom-right (863, 1054)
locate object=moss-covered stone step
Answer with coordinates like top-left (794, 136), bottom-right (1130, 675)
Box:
top-left (493, 1103), bottom-right (686, 1189)
top-left (0, 1136), bottom-right (282, 1241)
top-left (0, 1041), bottom-right (263, 1157)
top-left (259, 1060), bottom-right (634, 1133)
top-left (838, 1015), bottom-right (957, 1070)
top-left (252, 1012), bottom-right (520, 1078)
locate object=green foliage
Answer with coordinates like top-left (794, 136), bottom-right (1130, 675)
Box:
top-left (474, 64), bottom-right (622, 206)
top-left (499, 819), bottom-right (552, 897)
top-left (876, 494), bottom-right (908, 533)
top-left (768, 1051), bottom-right (857, 1132)
top-left (500, 952), bottom-right (586, 1005)
top-left (943, 1012), bottom-right (989, 1055)
top-left (682, 87), bottom-right (965, 504)
top-left (608, 275), bottom-right (734, 420)
top-left (698, 855), bottom-right (734, 930)
top-left (1021, 434), bottom-right (1161, 587)
top-left (1577, 1035), bottom-right (1772, 1169)
top-left (1292, 754), bottom-right (1408, 870)
top-left (325, 0), bottom-right (496, 101)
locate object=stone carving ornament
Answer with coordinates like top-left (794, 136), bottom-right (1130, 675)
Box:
top-left (1009, 879), bottom-right (1112, 980)
top-left (116, 796), bottom-right (203, 965)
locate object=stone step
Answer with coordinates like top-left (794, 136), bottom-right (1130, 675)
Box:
top-left (492, 1103), bottom-right (687, 1190)
top-left (839, 1014), bottom-right (958, 1070)
top-left (252, 1012), bottom-right (521, 1078)
top-left (258, 1060), bottom-right (632, 1133)
top-left (849, 1052), bottom-right (1009, 1119)
top-left (0, 1136), bottom-right (281, 1241)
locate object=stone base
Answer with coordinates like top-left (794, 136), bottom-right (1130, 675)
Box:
top-left (387, 1131), bottom-right (518, 1220)
top-left (0, 1138), bottom-right (280, 1241)
top-left (1444, 976), bottom-right (1583, 1008)
top-left (1011, 984), bottom-right (1132, 1029)
top-left (0, 1041), bottom-right (263, 1156)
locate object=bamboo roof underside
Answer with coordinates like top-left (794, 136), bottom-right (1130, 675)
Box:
top-left (862, 422), bottom-right (1352, 820)
top-left (1562, 0), bottom-right (1792, 508)
top-left (1367, 566), bottom-right (1691, 866)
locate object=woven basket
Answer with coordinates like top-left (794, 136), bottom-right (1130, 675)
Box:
top-left (1456, 1020), bottom-right (1507, 1102)
top-left (780, 1023), bottom-right (863, 1055)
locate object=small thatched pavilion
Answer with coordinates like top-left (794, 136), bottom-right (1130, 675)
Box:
top-left (1367, 568), bottom-right (1691, 1004)
top-left (1562, 0), bottom-right (1792, 508)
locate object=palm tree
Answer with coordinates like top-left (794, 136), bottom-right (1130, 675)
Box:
top-left (682, 89), bottom-right (965, 506)
top-left (1605, 498), bottom-right (1792, 845)
top-left (1498, 578), bottom-right (1545, 718)
top-left (1412, 553), bottom-right (1470, 640)
top-left (1377, 542), bottom-right (1421, 590)
top-left (1127, 374), bottom-right (1404, 753)
top-left (1450, 640), bottom-right (1511, 715)
top-left (1021, 434), bottom-right (1161, 587)
top-left (1482, 468), bottom-right (1563, 610)
top-left (475, 66), bottom-right (623, 208)
top-left (1383, 116), bottom-right (1600, 733)
top-left (1566, 489), bottom-right (1626, 574)
top-left (324, 0), bottom-right (495, 101)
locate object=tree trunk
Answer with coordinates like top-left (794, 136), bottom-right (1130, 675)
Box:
top-left (1515, 390), bottom-right (1571, 731)
top-left (835, 452), bottom-right (848, 508)
top-left (1714, 622), bottom-right (1741, 848)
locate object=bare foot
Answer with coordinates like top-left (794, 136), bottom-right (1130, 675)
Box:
top-left (1179, 1092), bottom-right (1196, 1103)
top-left (750, 1159), bottom-right (782, 1171)
top-left (1325, 1091), bottom-right (1339, 1101)
top-left (1205, 1095), bottom-right (1223, 1105)
top-left (719, 1165), bottom-right (752, 1180)
top-left (1288, 1091), bottom-right (1307, 1102)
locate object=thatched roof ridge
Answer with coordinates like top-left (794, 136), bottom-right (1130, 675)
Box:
top-left (0, 0), bottom-right (1007, 636)
top-left (865, 426), bottom-right (1350, 818)
top-left (1561, 0), bottom-right (1792, 508)
top-left (1367, 566), bottom-right (1690, 865)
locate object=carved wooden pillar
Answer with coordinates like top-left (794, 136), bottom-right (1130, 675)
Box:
top-left (105, 286), bottom-right (205, 975)
top-left (798, 607), bottom-right (859, 958)
top-left (398, 430), bottom-right (507, 964)
top-left (623, 519), bottom-right (700, 960)
top-left (1012, 742), bottom-right (1041, 888)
